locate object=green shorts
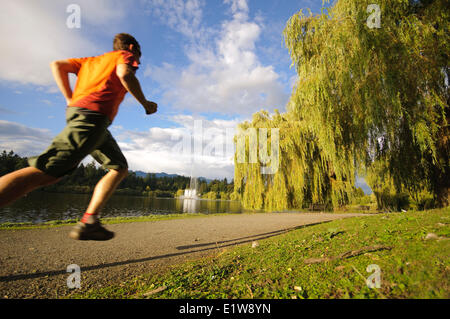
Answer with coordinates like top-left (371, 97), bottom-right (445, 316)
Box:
top-left (28, 107), bottom-right (128, 178)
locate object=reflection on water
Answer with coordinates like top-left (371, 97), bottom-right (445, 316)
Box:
top-left (0, 191), bottom-right (242, 224)
top-left (182, 199), bottom-right (199, 214)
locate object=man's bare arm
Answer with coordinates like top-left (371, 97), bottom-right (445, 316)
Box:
top-left (116, 64), bottom-right (157, 114)
top-left (50, 60), bottom-right (77, 105)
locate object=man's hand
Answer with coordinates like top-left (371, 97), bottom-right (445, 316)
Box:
top-left (143, 100), bottom-right (157, 115)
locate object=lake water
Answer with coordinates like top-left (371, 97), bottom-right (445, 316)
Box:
top-left (0, 191), bottom-right (242, 224)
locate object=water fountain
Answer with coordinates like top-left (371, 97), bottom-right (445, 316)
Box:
top-left (183, 175), bottom-right (199, 199)
top-left (182, 175), bottom-right (200, 213)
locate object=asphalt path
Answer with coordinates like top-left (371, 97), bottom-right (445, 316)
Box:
top-left (0, 212), bottom-right (365, 298)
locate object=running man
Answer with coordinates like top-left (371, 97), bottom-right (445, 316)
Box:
top-left (0, 33), bottom-right (157, 240)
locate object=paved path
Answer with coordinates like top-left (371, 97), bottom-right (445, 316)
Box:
top-left (0, 212), bottom-right (365, 298)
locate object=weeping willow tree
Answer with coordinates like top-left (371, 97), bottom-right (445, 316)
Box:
top-left (234, 0), bottom-right (449, 210)
top-left (233, 109), bottom-right (356, 211)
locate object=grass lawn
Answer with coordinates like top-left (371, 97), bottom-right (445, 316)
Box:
top-left (69, 207), bottom-right (449, 299)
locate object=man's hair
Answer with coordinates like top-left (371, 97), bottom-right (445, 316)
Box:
top-left (113, 33), bottom-right (141, 57)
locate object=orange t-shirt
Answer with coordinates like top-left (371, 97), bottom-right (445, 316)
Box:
top-left (67, 50), bottom-right (139, 121)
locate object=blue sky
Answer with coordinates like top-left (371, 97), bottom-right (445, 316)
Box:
top-left (0, 0), bottom-right (328, 180)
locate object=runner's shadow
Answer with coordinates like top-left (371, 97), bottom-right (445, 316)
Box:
top-left (0, 221), bottom-right (330, 283)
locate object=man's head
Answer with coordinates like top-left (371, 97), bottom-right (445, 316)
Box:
top-left (113, 33), bottom-right (141, 64)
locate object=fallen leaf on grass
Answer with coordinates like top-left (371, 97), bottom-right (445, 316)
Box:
top-left (304, 257), bottom-right (325, 264)
top-left (425, 233), bottom-right (439, 240)
top-left (142, 285), bottom-right (167, 297)
top-left (424, 233), bottom-right (448, 241)
top-left (246, 284), bottom-right (254, 299)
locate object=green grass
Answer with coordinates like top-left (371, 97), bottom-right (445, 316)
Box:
top-left (68, 207), bottom-right (449, 299)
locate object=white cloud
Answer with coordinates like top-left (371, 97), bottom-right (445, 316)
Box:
top-left (114, 115), bottom-right (239, 179)
top-left (143, 0), bottom-right (205, 39)
top-left (0, 107), bottom-right (20, 115)
top-left (0, 120), bottom-right (53, 156)
top-left (0, 0), bottom-right (127, 87)
top-left (225, 0), bottom-right (249, 18)
top-left (144, 0), bottom-right (288, 116)
top-left (0, 116), bottom-right (237, 179)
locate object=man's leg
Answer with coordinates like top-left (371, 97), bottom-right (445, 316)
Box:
top-left (69, 128), bottom-right (128, 240)
top-left (69, 167), bottom-right (127, 241)
top-left (80, 167), bottom-right (128, 224)
top-left (0, 167), bottom-right (60, 207)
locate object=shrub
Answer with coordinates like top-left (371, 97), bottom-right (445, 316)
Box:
top-left (374, 190), bottom-right (410, 212)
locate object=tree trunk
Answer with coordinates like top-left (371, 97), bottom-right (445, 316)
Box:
top-left (436, 188), bottom-right (449, 207)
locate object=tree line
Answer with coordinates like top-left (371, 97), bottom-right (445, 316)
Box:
top-left (233, 0), bottom-right (448, 212)
top-left (0, 150), bottom-right (234, 199)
